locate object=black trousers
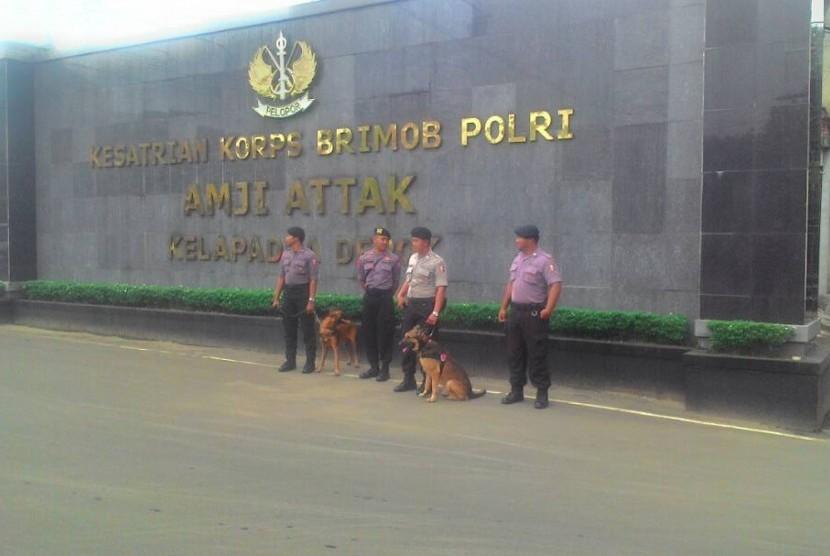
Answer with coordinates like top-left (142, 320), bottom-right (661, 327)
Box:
top-left (507, 303), bottom-right (550, 391)
top-left (282, 284), bottom-right (316, 363)
top-left (400, 297), bottom-right (437, 379)
top-left (362, 289), bottom-right (396, 369)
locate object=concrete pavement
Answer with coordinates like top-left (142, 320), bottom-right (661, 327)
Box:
top-left (2, 325), bottom-right (829, 555)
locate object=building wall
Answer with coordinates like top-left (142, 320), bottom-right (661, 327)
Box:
top-left (32, 0), bottom-right (706, 315)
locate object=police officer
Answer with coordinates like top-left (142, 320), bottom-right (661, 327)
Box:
top-left (497, 225), bottom-right (562, 409)
top-left (272, 226), bottom-right (320, 373)
top-left (394, 226), bottom-right (448, 392)
top-left (356, 227), bottom-right (401, 382)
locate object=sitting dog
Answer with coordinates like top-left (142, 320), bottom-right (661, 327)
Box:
top-left (400, 324), bottom-right (486, 402)
top-left (318, 308), bottom-right (359, 375)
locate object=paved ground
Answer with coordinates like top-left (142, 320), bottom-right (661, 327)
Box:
top-left (2, 324), bottom-right (829, 555)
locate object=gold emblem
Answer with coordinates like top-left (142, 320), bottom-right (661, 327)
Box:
top-left (248, 31), bottom-right (317, 119)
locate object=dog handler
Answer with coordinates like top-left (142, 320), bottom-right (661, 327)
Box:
top-left (272, 226), bottom-right (320, 374)
top-left (357, 227), bottom-right (402, 382)
top-left (394, 226), bottom-right (448, 392)
top-left (497, 225), bottom-right (562, 409)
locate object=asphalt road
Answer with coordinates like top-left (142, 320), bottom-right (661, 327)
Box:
top-left (2, 324), bottom-right (829, 555)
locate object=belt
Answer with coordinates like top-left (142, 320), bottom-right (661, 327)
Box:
top-left (284, 283), bottom-right (310, 289)
top-left (408, 297), bottom-right (435, 304)
top-left (511, 302), bottom-right (544, 311)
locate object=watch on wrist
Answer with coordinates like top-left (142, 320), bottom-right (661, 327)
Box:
top-left (431, 311), bottom-right (439, 317)
top-left (308, 297), bottom-right (315, 302)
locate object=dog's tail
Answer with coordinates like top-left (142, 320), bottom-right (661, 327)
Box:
top-left (469, 388), bottom-right (487, 399)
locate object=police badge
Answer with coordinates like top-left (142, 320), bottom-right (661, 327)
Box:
top-left (248, 31), bottom-right (318, 119)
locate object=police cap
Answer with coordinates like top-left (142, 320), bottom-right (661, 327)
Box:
top-left (373, 226), bottom-right (391, 238)
top-left (514, 225), bottom-right (540, 240)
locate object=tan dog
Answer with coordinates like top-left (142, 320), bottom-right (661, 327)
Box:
top-left (318, 309), bottom-right (359, 375)
top-left (400, 324), bottom-right (486, 402)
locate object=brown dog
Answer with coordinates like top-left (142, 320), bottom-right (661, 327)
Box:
top-left (400, 324), bottom-right (486, 402)
top-left (318, 309), bottom-right (359, 375)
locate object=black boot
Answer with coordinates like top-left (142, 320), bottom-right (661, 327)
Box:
top-left (376, 363), bottom-right (390, 382)
top-left (359, 367), bottom-right (380, 379)
top-left (501, 389), bottom-right (524, 404)
top-left (278, 360), bottom-right (296, 372)
top-left (393, 375), bottom-right (416, 392)
top-left (534, 389), bottom-right (549, 409)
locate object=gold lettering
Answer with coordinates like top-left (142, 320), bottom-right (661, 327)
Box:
top-left (287, 132), bottom-right (302, 157)
top-left (169, 235), bottom-right (183, 259)
top-left (166, 141), bottom-right (179, 164)
top-left (529, 111), bottom-right (553, 142)
top-left (336, 239), bottom-right (354, 264)
top-left (113, 145), bottom-right (126, 167)
top-left (373, 124), bottom-right (398, 151)
top-left (178, 141), bottom-right (192, 163)
top-left (234, 182), bottom-right (249, 216)
top-left (234, 137), bottom-right (251, 160)
top-left (101, 146), bottom-right (113, 168)
top-left (309, 178), bottom-right (331, 215)
top-left (484, 115), bottom-right (505, 144)
top-left (400, 122), bottom-right (419, 150)
top-left (138, 143), bottom-right (151, 165)
top-left (460, 117), bottom-right (482, 146)
top-left (269, 133), bottom-right (285, 157)
top-left (422, 120), bottom-right (442, 149)
top-left (231, 237), bottom-right (247, 261)
top-left (219, 136), bottom-right (235, 160)
top-left (357, 176), bottom-right (385, 214)
top-left (335, 178), bottom-right (357, 214)
top-left (197, 237), bottom-right (211, 261)
top-left (205, 183), bottom-right (231, 215)
top-left (183, 184), bottom-right (203, 215)
top-left (89, 146), bottom-right (102, 168)
top-left (336, 127), bottom-right (353, 154)
top-left (185, 236), bottom-right (198, 260)
top-left (252, 135), bottom-right (266, 159)
top-left (249, 236), bottom-right (265, 262)
top-left (507, 113), bottom-right (527, 144)
top-left (557, 108), bottom-right (574, 140)
top-left (267, 238), bottom-right (283, 263)
top-left (192, 138), bottom-right (208, 162)
top-left (386, 175), bottom-right (416, 214)
top-left (151, 142), bottom-right (164, 165)
top-left (126, 146), bottom-right (139, 166)
top-left (317, 129), bottom-right (334, 156)
top-left (214, 236), bottom-right (230, 261)
top-left (254, 181), bottom-right (269, 216)
top-left (357, 125), bottom-right (371, 153)
top-left (286, 181), bottom-right (310, 214)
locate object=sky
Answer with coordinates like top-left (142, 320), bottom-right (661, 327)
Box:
top-left (0, 0), bottom-right (318, 55)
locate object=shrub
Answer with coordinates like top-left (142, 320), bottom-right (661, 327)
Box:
top-left (707, 320), bottom-right (794, 353)
top-left (21, 280), bottom-right (691, 346)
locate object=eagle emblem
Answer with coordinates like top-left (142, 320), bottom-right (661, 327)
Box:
top-left (248, 31), bottom-right (317, 119)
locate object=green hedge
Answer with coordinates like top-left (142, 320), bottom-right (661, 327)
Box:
top-left (21, 280), bottom-right (690, 346)
top-left (707, 320), bottom-right (794, 353)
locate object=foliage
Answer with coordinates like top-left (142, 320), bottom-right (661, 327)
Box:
top-left (21, 281), bottom-right (691, 346)
top-left (707, 320), bottom-right (794, 353)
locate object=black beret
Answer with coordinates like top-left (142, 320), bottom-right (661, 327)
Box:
top-left (286, 226), bottom-right (305, 242)
top-left (410, 226), bottom-right (432, 240)
top-left (514, 225), bottom-right (540, 239)
top-left (373, 226), bottom-right (391, 238)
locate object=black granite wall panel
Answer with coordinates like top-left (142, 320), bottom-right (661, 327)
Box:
top-left (700, 0), bottom-right (812, 324)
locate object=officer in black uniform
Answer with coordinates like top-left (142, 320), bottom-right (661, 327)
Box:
top-left (272, 226), bottom-right (320, 373)
top-left (356, 227), bottom-right (401, 382)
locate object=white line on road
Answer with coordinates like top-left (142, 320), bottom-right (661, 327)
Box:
top-left (552, 399), bottom-right (823, 442)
